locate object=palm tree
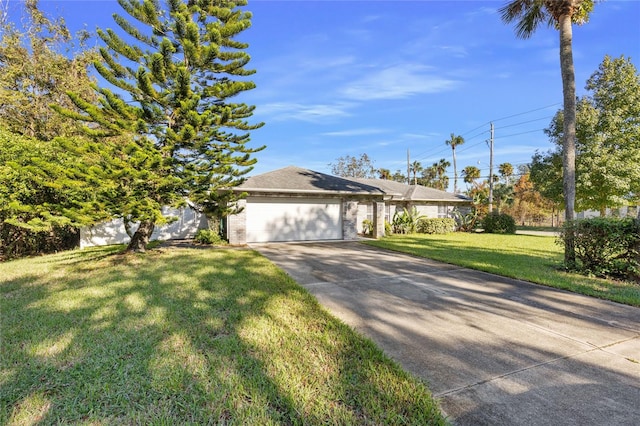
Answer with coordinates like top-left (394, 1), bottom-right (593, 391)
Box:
top-left (378, 168), bottom-right (392, 180)
top-left (410, 160), bottom-right (423, 185)
top-left (462, 165), bottom-right (481, 186)
top-left (500, 0), bottom-right (595, 268)
top-left (498, 162), bottom-right (514, 185)
top-left (434, 158), bottom-right (450, 191)
top-left (445, 133), bottom-right (465, 194)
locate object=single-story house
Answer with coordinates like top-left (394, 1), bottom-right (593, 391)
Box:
top-left (80, 166), bottom-right (471, 247)
top-left (226, 166), bottom-right (472, 244)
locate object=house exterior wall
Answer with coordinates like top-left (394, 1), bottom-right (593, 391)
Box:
top-left (227, 198), bottom-right (247, 245)
top-left (342, 199), bottom-right (359, 240)
top-left (79, 205), bottom-right (207, 248)
top-left (373, 201), bottom-right (386, 238)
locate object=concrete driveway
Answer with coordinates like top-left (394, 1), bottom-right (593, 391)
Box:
top-left (253, 241), bottom-right (640, 426)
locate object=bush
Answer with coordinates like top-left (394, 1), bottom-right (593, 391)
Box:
top-left (385, 220), bottom-right (392, 236)
top-left (391, 207), bottom-right (424, 234)
top-left (453, 208), bottom-right (478, 232)
top-left (0, 224), bottom-right (79, 260)
top-left (362, 219), bottom-right (373, 236)
top-left (194, 229), bottom-right (226, 245)
top-left (417, 218), bottom-right (456, 234)
top-left (560, 218), bottom-right (640, 280)
top-left (482, 212), bottom-right (516, 234)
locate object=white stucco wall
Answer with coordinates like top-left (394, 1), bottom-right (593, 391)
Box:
top-left (79, 206), bottom-right (208, 248)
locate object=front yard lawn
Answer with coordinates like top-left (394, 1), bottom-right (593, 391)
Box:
top-left (1, 246), bottom-right (446, 425)
top-left (365, 233), bottom-right (640, 307)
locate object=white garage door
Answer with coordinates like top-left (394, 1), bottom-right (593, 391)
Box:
top-left (246, 197), bottom-right (342, 242)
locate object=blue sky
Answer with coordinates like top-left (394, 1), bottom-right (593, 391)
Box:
top-left (8, 0), bottom-right (640, 188)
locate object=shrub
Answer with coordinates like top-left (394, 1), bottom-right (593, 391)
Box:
top-left (194, 229), bottom-right (226, 245)
top-left (482, 212), bottom-right (516, 234)
top-left (0, 224), bottom-right (79, 260)
top-left (453, 208), bottom-right (478, 232)
top-left (559, 218), bottom-right (640, 280)
top-left (362, 219), bottom-right (373, 236)
top-left (385, 220), bottom-right (392, 236)
top-left (417, 218), bottom-right (456, 234)
top-left (391, 207), bottom-right (424, 234)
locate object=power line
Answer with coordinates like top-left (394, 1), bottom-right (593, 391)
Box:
top-left (410, 102), bottom-right (561, 167)
top-left (494, 115), bottom-right (554, 130)
top-left (494, 128), bottom-right (547, 139)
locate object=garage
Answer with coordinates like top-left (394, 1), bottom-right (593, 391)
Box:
top-left (246, 197), bottom-right (342, 243)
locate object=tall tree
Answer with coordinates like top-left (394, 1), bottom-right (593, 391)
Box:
top-left (421, 158), bottom-right (450, 191)
top-left (539, 55), bottom-right (640, 216)
top-left (410, 160), bottom-right (423, 185)
top-left (498, 162), bottom-right (514, 185)
top-left (329, 153), bottom-right (376, 178)
top-left (500, 0), bottom-right (595, 268)
top-left (462, 165), bottom-right (481, 187)
top-left (57, 0), bottom-right (264, 252)
top-left (445, 133), bottom-right (465, 193)
top-left (0, 0), bottom-right (96, 141)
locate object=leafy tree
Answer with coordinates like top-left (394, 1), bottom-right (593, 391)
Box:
top-left (0, 1), bottom-right (102, 257)
top-left (329, 153), bottom-right (376, 178)
top-left (57, 0), bottom-right (264, 252)
top-left (0, 128), bottom-right (98, 258)
top-left (493, 183), bottom-right (514, 214)
top-left (0, 0), bottom-right (96, 141)
top-left (507, 172), bottom-right (556, 226)
top-left (500, 0), bottom-right (596, 267)
top-left (445, 133), bottom-right (465, 193)
top-left (391, 170), bottom-right (407, 183)
top-left (538, 56), bottom-right (640, 216)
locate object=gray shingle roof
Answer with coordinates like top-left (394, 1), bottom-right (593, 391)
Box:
top-left (352, 178), bottom-right (472, 202)
top-left (236, 166), bottom-right (384, 195)
top-left (236, 166), bottom-right (471, 202)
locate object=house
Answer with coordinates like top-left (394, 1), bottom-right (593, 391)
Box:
top-left (350, 177), bottom-right (472, 234)
top-left (226, 166), bottom-right (472, 244)
top-left (79, 166), bottom-right (472, 247)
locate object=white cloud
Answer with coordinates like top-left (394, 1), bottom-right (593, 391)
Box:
top-left (341, 64), bottom-right (460, 100)
top-left (321, 128), bottom-right (387, 137)
top-left (258, 101), bottom-right (353, 122)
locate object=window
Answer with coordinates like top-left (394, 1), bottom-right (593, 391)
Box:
top-left (438, 204), bottom-right (449, 218)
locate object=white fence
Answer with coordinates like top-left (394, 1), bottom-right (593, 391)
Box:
top-left (79, 206), bottom-right (208, 248)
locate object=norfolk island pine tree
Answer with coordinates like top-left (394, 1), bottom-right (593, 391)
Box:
top-left (54, 0), bottom-right (264, 252)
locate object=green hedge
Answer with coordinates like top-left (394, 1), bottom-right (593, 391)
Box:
top-left (482, 212), bottom-right (516, 234)
top-left (417, 218), bottom-right (456, 234)
top-left (560, 217), bottom-right (640, 280)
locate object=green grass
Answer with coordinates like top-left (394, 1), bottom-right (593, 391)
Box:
top-left (365, 233), bottom-right (640, 307)
top-left (0, 246), bottom-right (446, 425)
top-left (516, 225), bottom-right (560, 232)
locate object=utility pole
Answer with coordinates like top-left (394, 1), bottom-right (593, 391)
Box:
top-left (407, 149), bottom-right (411, 185)
top-left (488, 122), bottom-right (494, 213)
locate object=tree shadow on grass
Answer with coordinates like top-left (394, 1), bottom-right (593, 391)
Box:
top-left (0, 246), bottom-right (445, 424)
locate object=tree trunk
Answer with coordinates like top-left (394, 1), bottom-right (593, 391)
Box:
top-left (559, 12), bottom-right (577, 269)
top-left (126, 220), bottom-right (155, 253)
top-left (452, 147), bottom-right (458, 194)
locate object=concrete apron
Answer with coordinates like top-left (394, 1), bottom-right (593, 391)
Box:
top-left (253, 241), bottom-right (640, 426)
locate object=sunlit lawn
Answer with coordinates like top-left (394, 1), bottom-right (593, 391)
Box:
top-left (365, 233), bottom-right (640, 307)
top-left (0, 246), bottom-right (446, 425)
